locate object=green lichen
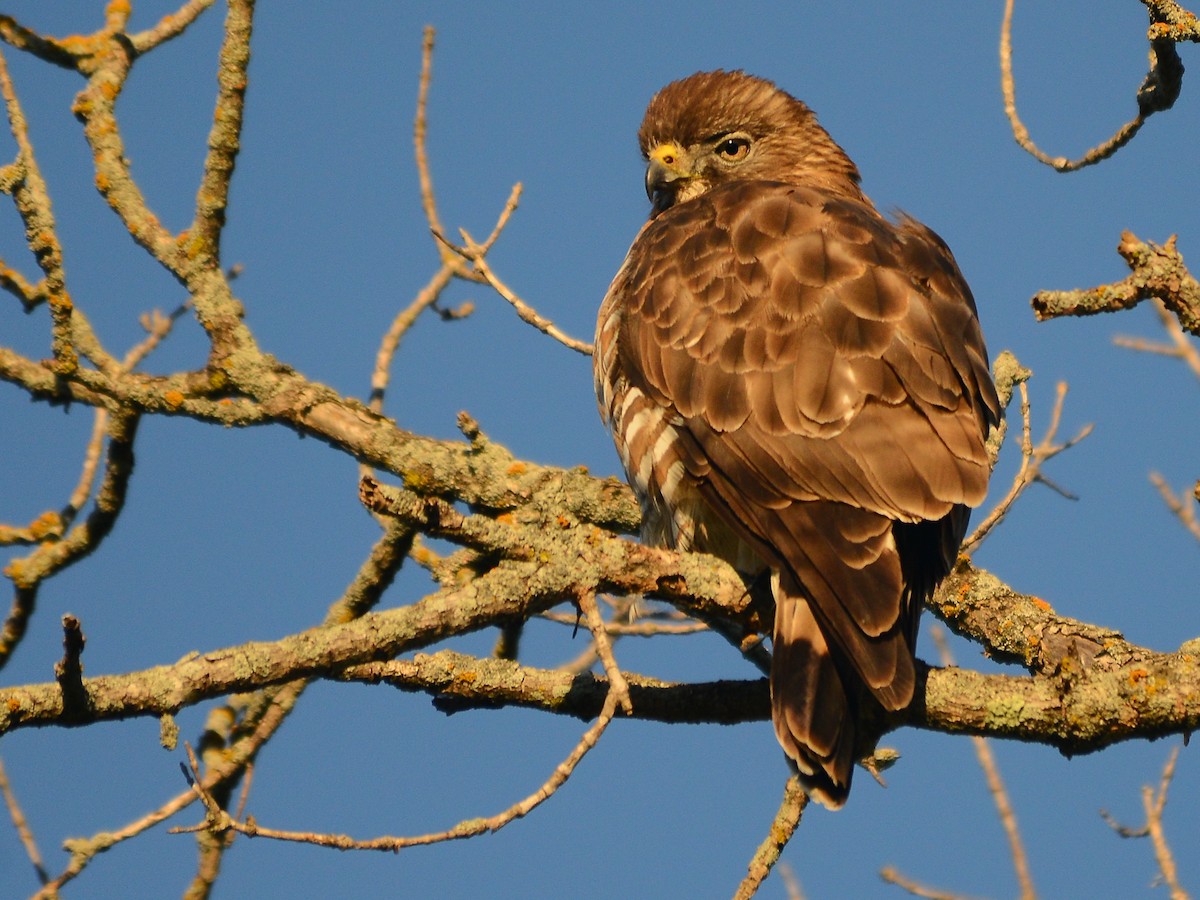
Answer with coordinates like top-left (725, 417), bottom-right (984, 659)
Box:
top-left (984, 694), bottom-right (1027, 730)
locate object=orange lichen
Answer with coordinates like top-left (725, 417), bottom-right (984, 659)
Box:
top-left (190, 237), bottom-right (211, 259)
top-left (402, 469), bottom-right (430, 492)
top-left (1031, 596), bottom-right (1052, 611)
top-left (506, 462), bottom-right (527, 476)
top-left (52, 348), bottom-right (78, 375)
top-left (178, 230), bottom-right (209, 259)
top-left (29, 511), bottom-right (62, 539)
top-left (6, 695), bottom-right (19, 713)
top-left (163, 390), bottom-right (185, 410)
top-left (57, 35), bottom-right (95, 52)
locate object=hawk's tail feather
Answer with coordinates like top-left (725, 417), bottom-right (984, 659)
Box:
top-left (771, 579), bottom-right (855, 809)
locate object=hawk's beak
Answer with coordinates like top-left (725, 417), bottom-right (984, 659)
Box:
top-left (645, 142), bottom-right (691, 206)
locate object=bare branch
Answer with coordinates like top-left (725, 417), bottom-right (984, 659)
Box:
top-left (128, 0), bottom-right (217, 54)
top-left (0, 14), bottom-right (82, 69)
top-left (577, 587), bottom-right (633, 714)
top-left (1000, 0), bottom-right (1185, 171)
top-left (414, 27), bottom-right (452, 266)
top-left (189, 0), bottom-right (253, 258)
top-left (932, 628), bottom-right (1037, 900)
top-left (33, 520), bottom-right (415, 892)
top-left (1033, 232), bottom-right (1200, 336)
top-left (368, 263), bottom-right (457, 412)
top-left (963, 380), bottom-right (1091, 551)
top-left (0, 46), bottom-right (82, 374)
top-left (446, 225), bottom-right (594, 354)
top-left (0, 412), bottom-right (139, 670)
top-left (1149, 472), bottom-right (1200, 544)
top-left (171, 685), bottom-right (625, 852)
top-left (1115, 297), bottom-right (1200, 381)
top-left (541, 608), bottom-right (709, 637)
top-left (777, 863), bottom-right (807, 900)
top-left (0, 756), bottom-right (48, 886)
top-left (733, 776), bottom-right (807, 900)
top-left (1101, 746), bottom-right (1191, 900)
top-left (880, 866), bottom-right (986, 900)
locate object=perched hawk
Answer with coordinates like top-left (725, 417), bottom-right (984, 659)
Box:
top-left (594, 71), bottom-right (1000, 807)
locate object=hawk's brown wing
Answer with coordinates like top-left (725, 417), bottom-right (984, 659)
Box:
top-left (607, 180), bottom-right (999, 801)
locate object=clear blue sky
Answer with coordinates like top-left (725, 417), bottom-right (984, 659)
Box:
top-left (1, 2), bottom-right (1197, 898)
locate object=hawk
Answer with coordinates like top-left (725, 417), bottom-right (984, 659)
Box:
top-left (594, 71), bottom-right (1000, 807)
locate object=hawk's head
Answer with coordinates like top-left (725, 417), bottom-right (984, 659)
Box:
top-left (638, 70), bottom-right (862, 216)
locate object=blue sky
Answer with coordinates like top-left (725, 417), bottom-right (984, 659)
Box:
top-left (1, 2), bottom-right (1197, 898)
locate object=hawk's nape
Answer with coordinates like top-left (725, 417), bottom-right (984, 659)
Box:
top-left (594, 70), bottom-right (1000, 808)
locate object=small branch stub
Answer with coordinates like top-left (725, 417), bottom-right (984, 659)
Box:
top-left (54, 614), bottom-right (90, 716)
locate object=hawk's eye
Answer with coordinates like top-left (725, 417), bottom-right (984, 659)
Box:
top-left (714, 136), bottom-right (751, 161)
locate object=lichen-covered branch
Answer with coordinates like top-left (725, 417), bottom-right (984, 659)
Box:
top-left (5, 545), bottom-right (1200, 758)
top-left (189, 0), bottom-right (252, 258)
top-left (1032, 232), bottom-right (1200, 335)
top-left (733, 776), bottom-right (807, 900)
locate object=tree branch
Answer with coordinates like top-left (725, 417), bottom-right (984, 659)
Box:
top-left (1032, 232), bottom-right (1200, 336)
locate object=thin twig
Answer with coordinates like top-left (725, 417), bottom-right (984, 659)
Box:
top-left (541, 608), bottom-right (709, 636)
top-left (128, 0), bottom-right (217, 53)
top-left (0, 45), bottom-right (79, 374)
top-left (34, 522), bottom-right (413, 894)
top-left (880, 866), bottom-right (986, 900)
top-left (65, 302), bottom-right (190, 525)
top-left (471, 182), bottom-right (523, 256)
top-left (732, 775), bottom-right (807, 900)
top-left (777, 862), bottom-right (806, 900)
top-left (963, 380), bottom-right (1091, 551)
top-left (576, 588), bottom-right (633, 714)
top-left (1101, 746), bottom-right (1191, 900)
top-left (412, 26), bottom-right (473, 277)
top-left (366, 25), bottom-right (536, 430)
top-left (932, 628), bottom-right (1037, 900)
top-left (560, 594), bottom-right (641, 675)
top-left (414, 27), bottom-right (446, 254)
top-left (999, 0), bottom-right (1182, 171)
top-left (367, 262), bottom-right (456, 412)
top-left (1114, 297), bottom-right (1200, 382)
top-left (443, 224), bottom-right (594, 355)
top-left (171, 687), bottom-right (625, 851)
top-left (880, 628), bottom-right (1033, 900)
top-left (0, 756), bottom-right (48, 885)
top-left (1149, 472), bottom-right (1200, 545)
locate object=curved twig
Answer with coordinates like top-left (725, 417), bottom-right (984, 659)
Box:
top-left (1000, 0), bottom-right (1186, 172)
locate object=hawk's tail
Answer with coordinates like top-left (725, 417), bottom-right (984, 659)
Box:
top-left (770, 578), bottom-right (856, 809)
